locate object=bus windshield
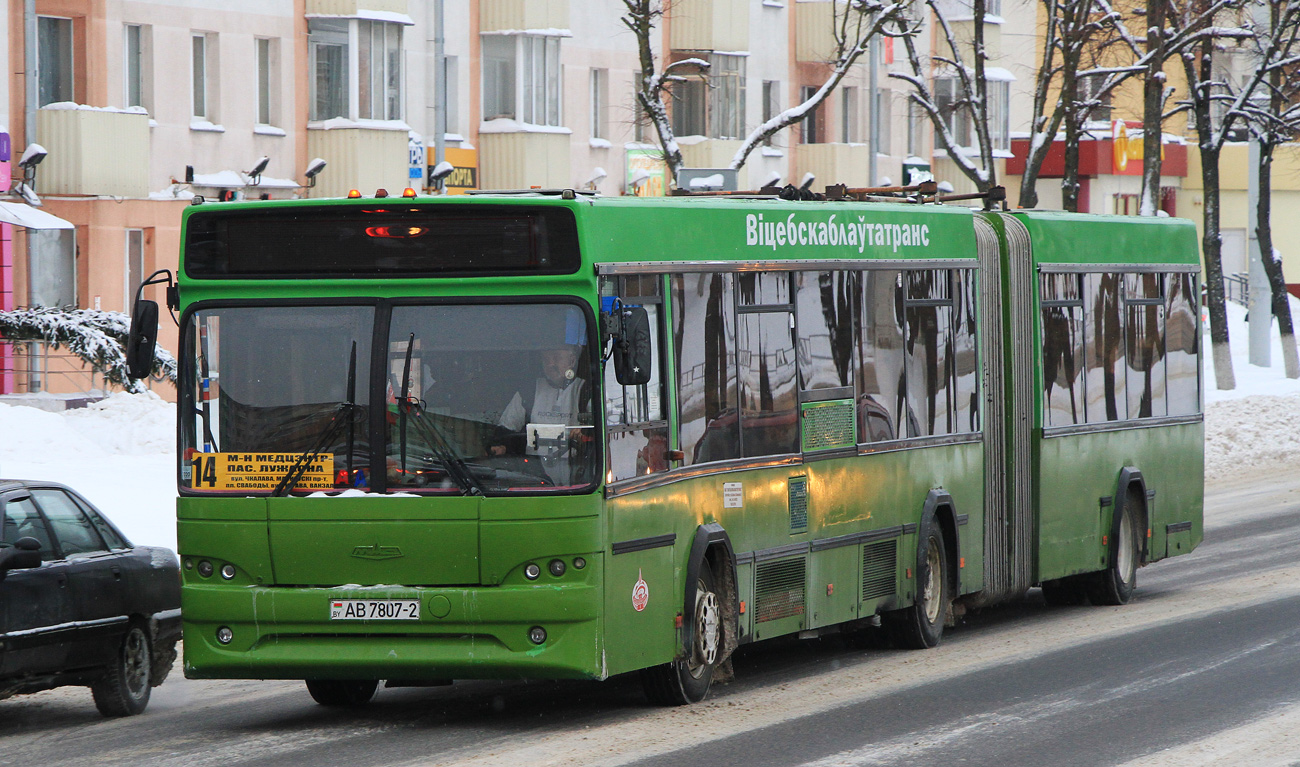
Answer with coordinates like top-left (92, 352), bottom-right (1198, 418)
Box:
top-left (181, 302), bottom-right (598, 495)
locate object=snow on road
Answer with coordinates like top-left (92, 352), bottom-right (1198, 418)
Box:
top-left (0, 301), bottom-right (1297, 552)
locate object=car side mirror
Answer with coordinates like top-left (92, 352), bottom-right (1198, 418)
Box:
top-left (610, 305), bottom-right (652, 386)
top-left (0, 536), bottom-right (42, 572)
top-left (126, 298), bottom-right (159, 380)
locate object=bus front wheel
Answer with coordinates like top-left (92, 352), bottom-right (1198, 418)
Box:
top-left (641, 565), bottom-right (723, 706)
top-left (306, 679), bottom-right (378, 707)
top-left (888, 518), bottom-right (951, 650)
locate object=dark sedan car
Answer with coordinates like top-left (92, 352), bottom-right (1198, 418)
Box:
top-left (0, 480), bottom-right (180, 716)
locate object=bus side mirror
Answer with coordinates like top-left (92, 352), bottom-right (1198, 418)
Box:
top-left (126, 298), bottom-right (159, 380)
top-left (612, 306), bottom-right (652, 386)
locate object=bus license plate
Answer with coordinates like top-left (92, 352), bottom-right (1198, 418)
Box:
top-left (329, 599), bottom-right (420, 620)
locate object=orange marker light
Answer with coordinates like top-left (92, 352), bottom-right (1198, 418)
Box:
top-left (905, 568), bottom-right (912, 579)
top-left (402, 187), bottom-right (417, 197)
top-left (347, 189), bottom-right (362, 198)
top-left (1102, 535), bottom-right (1109, 546)
top-left (739, 600), bottom-right (746, 614)
top-left (674, 613), bottom-right (683, 628)
top-left (826, 583), bottom-right (834, 596)
top-left (960, 557), bottom-right (966, 568)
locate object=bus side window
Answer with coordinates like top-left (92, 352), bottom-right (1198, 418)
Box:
top-left (1124, 273), bottom-right (1166, 419)
top-left (602, 275), bottom-right (670, 482)
top-left (1084, 273), bottom-right (1126, 423)
top-left (904, 269), bottom-right (956, 437)
top-left (1165, 272), bottom-right (1200, 416)
top-left (1041, 272), bottom-right (1085, 427)
top-left (673, 272), bottom-right (740, 465)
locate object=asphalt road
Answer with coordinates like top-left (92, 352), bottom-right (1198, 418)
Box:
top-left (5, 473), bottom-right (1300, 767)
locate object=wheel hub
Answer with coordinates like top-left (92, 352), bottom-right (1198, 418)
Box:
top-left (124, 630), bottom-right (149, 698)
top-left (689, 582), bottom-right (720, 676)
top-left (923, 545), bottom-right (943, 624)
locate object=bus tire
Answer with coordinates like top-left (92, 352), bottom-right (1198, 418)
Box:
top-left (641, 565), bottom-right (723, 706)
top-left (1040, 576), bottom-right (1088, 606)
top-left (1087, 490), bottom-right (1141, 606)
top-left (305, 679), bottom-right (379, 707)
top-left (889, 517), bottom-right (952, 650)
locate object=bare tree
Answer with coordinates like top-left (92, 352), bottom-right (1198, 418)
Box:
top-left (1136, 0), bottom-right (1251, 217)
top-left (621, 0), bottom-right (709, 184)
top-left (894, 0), bottom-right (998, 193)
top-left (1169, 0), bottom-right (1268, 389)
top-left (728, 1), bottom-right (915, 171)
top-left (1240, 0), bottom-right (1300, 378)
top-left (1019, 0), bottom-right (1144, 210)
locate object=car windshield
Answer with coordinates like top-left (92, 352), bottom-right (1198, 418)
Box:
top-left (181, 303), bottom-right (597, 495)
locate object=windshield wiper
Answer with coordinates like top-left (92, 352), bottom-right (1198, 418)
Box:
top-left (398, 334), bottom-right (482, 496)
top-left (272, 343), bottom-right (357, 497)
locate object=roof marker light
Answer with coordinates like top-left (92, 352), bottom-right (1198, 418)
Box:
top-left (375, 188), bottom-right (389, 198)
top-left (347, 189), bottom-right (362, 198)
top-left (402, 187), bottom-right (417, 198)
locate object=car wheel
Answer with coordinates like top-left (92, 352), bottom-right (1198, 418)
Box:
top-left (92, 624), bottom-right (152, 717)
top-left (306, 679), bottom-right (379, 707)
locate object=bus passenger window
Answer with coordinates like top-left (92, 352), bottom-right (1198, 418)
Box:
top-left (1166, 273), bottom-right (1200, 416)
top-left (1125, 273), bottom-right (1166, 419)
top-left (673, 273), bottom-right (740, 465)
top-left (857, 270), bottom-right (905, 442)
top-left (795, 271), bottom-right (859, 392)
top-left (904, 270), bottom-right (956, 437)
top-left (1084, 273), bottom-right (1126, 422)
top-left (1041, 273), bottom-right (1085, 427)
top-left (953, 269), bottom-right (980, 433)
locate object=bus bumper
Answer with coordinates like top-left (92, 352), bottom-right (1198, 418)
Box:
top-left (181, 582), bottom-right (603, 681)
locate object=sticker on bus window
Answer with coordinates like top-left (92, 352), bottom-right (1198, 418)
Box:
top-left (189, 452), bottom-right (335, 491)
top-left (632, 569), bottom-right (649, 612)
top-left (723, 482), bottom-right (744, 509)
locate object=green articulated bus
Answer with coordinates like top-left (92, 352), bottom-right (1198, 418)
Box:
top-left (131, 187), bottom-right (1204, 707)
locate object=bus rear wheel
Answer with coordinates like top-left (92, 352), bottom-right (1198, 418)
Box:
top-left (888, 519), bottom-right (951, 650)
top-left (641, 566), bottom-right (722, 706)
top-left (306, 679), bottom-right (378, 707)
top-left (1087, 494), bottom-right (1141, 606)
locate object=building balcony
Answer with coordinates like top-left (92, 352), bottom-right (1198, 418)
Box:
top-left (480, 0), bottom-right (569, 32)
top-left (795, 143), bottom-right (872, 189)
top-left (306, 0), bottom-right (409, 17)
top-left (478, 127), bottom-right (571, 189)
top-left (669, 0), bottom-right (748, 53)
top-left (306, 122), bottom-right (411, 198)
top-left (679, 138), bottom-right (743, 172)
top-left (36, 105), bottom-right (150, 198)
top-left (795, 1), bottom-right (838, 63)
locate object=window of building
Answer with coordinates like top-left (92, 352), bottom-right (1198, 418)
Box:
top-left (876, 88), bottom-right (893, 155)
top-left (800, 85), bottom-right (822, 144)
top-left (38, 16), bottom-right (74, 107)
top-left (481, 35), bottom-right (562, 127)
top-left (124, 24), bottom-right (151, 111)
top-left (907, 98), bottom-right (926, 157)
top-left (444, 55), bottom-right (460, 136)
top-left (710, 54), bottom-right (746, 140)
top-left (124, 229), bottom-right (145, 311)
top-left (1077, 74), bottom-right (1112, 122)
top-left (191, 33), bottom-right (218, 120)
top-left (762, 80), bottom-right (780, 146)
top-left (671, 54), bottom-right (746, 140)
top-left (934, 77), bottom-right (1009, 152)
top-left (842, 86), bottom-right (861, 143)
top-left (590, 68), bottom-right (608, 140)
top-left (358, 20), bottom-right (402, 121)
top-left (309, 19), bottom-right (406, 122)
top-left (309, 20), bottom-right (348, 120)
top-left (256, 38), bottom-right (277, 126)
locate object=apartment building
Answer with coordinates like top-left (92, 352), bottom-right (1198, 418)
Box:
top-left (1, 0), bottom-right (1030, 395)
